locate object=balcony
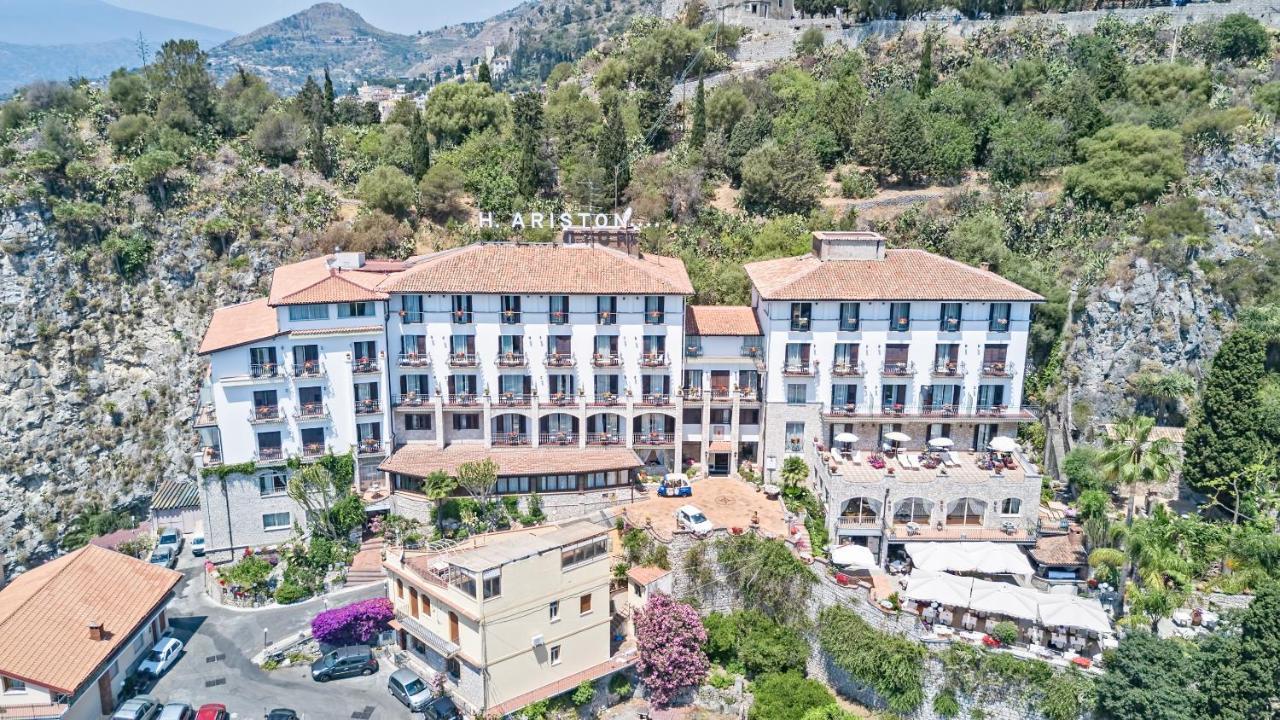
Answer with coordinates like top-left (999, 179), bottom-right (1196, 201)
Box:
top-left (635, 431), bottom-right (675, 446)
top-left (639, 393), bottom-right (672, 407)
top-left (639, 352), bottom-right (669, 368)
top-left (256, 446), bottom-right (285, 463)
top-left (882, 361), bottom-right (916, 377)
top-left (194, 404), bottom-right (217, 427)
top-left (545, 392), bottom-right (578, 407)
top-left (357, 439), bottom-right (389, 456)
top-left (446, 393), bottom-right (479, 408)
top-left (200, 445), bottom-right (223, 466)
top-left (545, 352), bottom-right (575, 368)
top-left (685, 344), bottom-right (703, 357)
top-left (981, 361), bottom-right (1015, 378)
top-left (540, 431), bottom-right (579, 446)
top-left (302, 442), bottom-right (327, 458)
top-left (451, 310), bottom-right (472, 324)
top-left (295, 401), bottom-right (327, 420)
top-left (709, 387), bottom-right (733, 402)
top-left (393, 393), bottom-right (433, 409)
top-left (397, 353), bottom-right (431, 369)
top-left (597, 311), bottom-right (617, 325)
top-left (355, 399), bottom-right (382, 415)
top-left (496, 392), bottom-right (531, 408)
top-left (940, 317), bottom-right (962, 332)
top-left (591, 353), bottom-right (621, 368)
top-left (293, 361), bottom-right (325, 378)
top-left (250, 363), bottom-right (283, 379)
top-left (891, 317), bottom-right (911, 332)
top-left (645, 310), bottom-right (666, 325)
top-left (782, 362), bottom-right (814, 377)
top-left (790, 317), bottom-right (811, 332)
top-left (250, 405), bottom-right (283, 423)
top-left (399, 311), bottom-right (425, 324)
top-left (932, 361), bottom-right (964, 378)
top-left (496, 352), bottom-right (527, 368)
top-left (682, 387), bottom-right (704, 402)
top-left (590, 394), bottom-right (622, 407)
top-left (448, 352), bottom-right (478, 368)
top-left (823, 403), bottom-right (866, 418)
top-left (989, 317), bottom-right (1011, 333)
top-left (831, 361), bottom-right (864, 377)
top-left (839, 320), bottom-right (860, 332)
top-left (836, 516), bottom-right (880, 531)
top-left (548, 310), bottom-right (569, 325)
top-left (351, 358), bottom-right (380, 374)
top-left (500, 310), bottom-right (522, 325)
top-left (492, 432), bottom-right (529, 447)
top-left (586, 432), bottom-right (625, 446)
top-left (740, 345), bottom-right (764, 360)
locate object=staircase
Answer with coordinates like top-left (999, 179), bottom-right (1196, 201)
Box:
top-left (345, 535), bottom-right (386, 587)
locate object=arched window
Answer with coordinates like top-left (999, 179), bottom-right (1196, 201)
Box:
top-left (841, 497), bottom-right (879, 523)
top-left (1000, 498), bottom-right (1022, 515)
top-left (946, 498), bottom-right (987, 526)
top-left (894, 497), bottom-right (932, 524)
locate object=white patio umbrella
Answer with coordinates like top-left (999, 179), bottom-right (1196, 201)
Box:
top-left (834, 432), bottom-right (859, 444)
top-left (988, 436), bottom-right (1019, 453)
top-left (969, 579), bottom-right (1040, 621)
top-left (830, 543), bottom-right (876, 568)
top-left (884, 431), bottom-right (912, 443)
top-left (904, 571), bottom-right (973, 607)
top-left (927, 437), bottom-right (955, 448)
top-left (1038, 594), bottom-right (1112, 634)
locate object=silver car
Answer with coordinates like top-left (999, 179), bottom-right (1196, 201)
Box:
top-left (388, 668), bottom-right (433, 712)
top-left (111, 696), bottom-right (160, 720)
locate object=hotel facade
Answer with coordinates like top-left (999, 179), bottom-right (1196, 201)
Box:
top-left (194, 230), bottom-right (1042, 563)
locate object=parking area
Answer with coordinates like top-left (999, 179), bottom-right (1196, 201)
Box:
top-left (618, 476), bottom-right (789, 538)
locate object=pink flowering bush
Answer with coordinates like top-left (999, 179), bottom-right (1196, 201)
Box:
top-left (311, 597), bottom-right (394, 646)
top-left (634, 593), bottom-right (709, 707)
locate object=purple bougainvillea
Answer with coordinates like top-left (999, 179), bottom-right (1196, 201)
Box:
top-left (311, 597), bottom-right (394, 646)
top-left (634, 592), bottom-right (709, 707)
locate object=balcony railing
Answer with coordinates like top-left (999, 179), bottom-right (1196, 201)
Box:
top-left (500, 310), bottom-right (522, 324)
top-left (824, 403), bottom-right (865, 417)
top-left (709, 387), bottom-right (732, 401)
top-left (639, 393), bottom-right (671, 407)
top-left (597, 311), bottom-right (616, 325)
top-left (400, 311), bottom-right (425, 324)
top-left (546, 392), bottom-right (577, 407)
top-left (201, 446), bottom-right (223, 465)
top-left (590, 394), bottom-right (621, 407)
top-left (302, 442), bottom-right (327, 458)
top-left (891, 317), bottom-right (911, 332)
top-left (251, 405), bottom-right (282, 423)
top-left (293, 361), bottom-right (324, 378)
top-left (549, 310), bottom-right (569, 325)
top-left (739, 387), bottom-right (760, 402)
top-left (989, 317), bottom-right (1011, 333)
top-left (882, 361), bottom-right (915, 377)
top-left (635, 432), bottom-right (675, 445)
top-left (451, 310), bottom-right (472, 324)
top-left (790, 317), bottom-right (811, 332)
top-left (492, 433), bottom-right (529, 446)
top-left (685, 344), bottom-right (703, 357)
top-left (398, 353), bottom-right (431, 369)
top-left (357, 439), bottom-right (389, 456)
top-left (783, 362), bottom-right (814, 377)
top-left (355, 399), bottom-right (382, 415)
top-left (645, 310), bottom-right (665, 325)
top-left (932, 361), bottom-right (964, 377)
top-left (591, 353), bottom-right (621, 367)
top-left (831, 361), bottom-right (864, 377)
top-left (393, 393), bottom-right (432, 408)
top-left (295, 401), bottom-right (326, 419)
top-left (639, 352), bottom-right (669, 367)
top-left (836, 516), bottom-right (880, 530)
top-left (981, 361), bottom-right (1015, 378)
top-left (940, 316), bottom-right (962, 332)
top-left (250, 363), bottom-right (282, 379)
top-left (683, 387), bottom-right (704, 401)
top-left (545, 352), bottom-right (575, 368)
top-left (496, 352), bottom-right (527, 367)
top-left (256, 447), bottom-right (285, 462)
top-left (496, 393), bottom-right (531, 407)
top-left (195, 404), bottom-right (217, 426)
top-left (447, 393), bottom-right (478, 407)
top-left (351, 358), bottom-right (380, 374)
top-left (586, 432), bottom-right (625, 446)
top-left (448, 352), bottom-right (477, 368)
top-left (839, 320), bottom-right (860, 332)
top-left (740, 345), bottom-right (764, 359)
top-left (540, 432), bottom-right (579, 446)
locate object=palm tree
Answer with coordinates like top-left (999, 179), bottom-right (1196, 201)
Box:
top-left (1100, 414), bottom-right (1179, 526)
top-left (423, 469), bottom-right (457, 535)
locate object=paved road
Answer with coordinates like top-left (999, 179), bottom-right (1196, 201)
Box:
top-left (144, 560), bottom-right (406, 720)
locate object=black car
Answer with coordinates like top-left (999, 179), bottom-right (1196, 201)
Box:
top-left (310, 645), bottom-right (378, 682)
top-left (265, 711), bottom-right (298, 720)
top-left (420, 696), bottom-right (461, 720)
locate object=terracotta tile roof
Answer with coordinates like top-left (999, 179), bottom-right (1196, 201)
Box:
top-left (1029, 529), bottom-right (1088, 567)
top-left (626, 565), bottom-right (671, 586)
top-left (0, 545), bottom-right (180, 694)
top-left (88, 523), bottom-right (148, 551)
top-left (707, 440), bottom-right (734, 453)
top-left (487, 654), bottom-right (636, 717)
top-left (744, 249), bottom-right (1044, 302)
top-left (267, 255), bottom-right (389, 306)
top-left (289, 324), bottom-right (383, 337)
top-left (378, 243), bottom-right (694, 295)
top-left (685, 305), bottom-right (761, 336)
top-left (151, 479), bottom-right (200, 511)
top-left (381, 443), bottom-right (642, 478)
top-left (197, 298), bottom-right (280, 355)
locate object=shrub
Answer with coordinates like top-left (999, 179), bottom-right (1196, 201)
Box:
top-left (1253, 81), bottom-right (1280, 116)
top-left (839, 169), bottom-right (876, 199)
top-left (273, 582), bottom-right (309, 605)
top-left (740, 137), bottom-right (822, 216)
top-left (748, 672), bottom-right (836, 720)
top-left (991, 621), bottom-right (1019, 646)
top-left (816, 605), bottom-right (925, 714)
top-left (608, 672), bottom-right (633, 699)
top-left (221, 553), bottom-right (272, 591)
top-left (251, 111), bottom-right (303, 165)
top-left (796, 27), bottom-right (825, 56)
top-left (357, 165), bottom-right (416, 217)
top-left (933, 690), bottom-right (961, 718)
top-left (1063, 124), bottom-right (1184, 209)
top-left (704, 610), bottom-right (808, 677)
top-left (1212, 13), bottom-right (1270, 63)
top-left (571, 679), bottom-right (595, 706)
top-left (634, 593), bottom-right (709, 707)
top-left (311, 597), bottom-right (394, 646)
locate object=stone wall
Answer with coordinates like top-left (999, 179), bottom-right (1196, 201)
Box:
top-left (389, 486), bottom-right (642, 526)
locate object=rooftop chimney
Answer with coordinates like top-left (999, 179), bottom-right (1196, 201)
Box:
top-left (811, 232), bottom-right (886, 261)
top-left (88, 621), bottom-right (104, 641)
top-left (979, 262), bottom-right (991, 272)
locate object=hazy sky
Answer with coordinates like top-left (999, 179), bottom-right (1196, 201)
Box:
top-left (102, 0), bottom-right (526, 34)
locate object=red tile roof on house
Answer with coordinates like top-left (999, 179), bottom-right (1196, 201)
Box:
top-left (268, 255), bottom-right (390, 306)
top-left (88, 523), bottom-right (149, 551)
top-left (626, 565), bottom-right (671, 586)
top-left (685, 305), bottom-right (761, 336)
top-left (381, 443), bottom-right (642, 478)
top-left (0, 545), bottom-right (180, 695)
top-left (744, 249), bottom-right (1044, 302)
top-left (378, 243), bottom-right (694, 295)
top-left (197, 298), bottom-right (281, 355)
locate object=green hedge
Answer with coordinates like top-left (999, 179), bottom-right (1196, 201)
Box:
top-left (816, 605), bottom-right (926, 714)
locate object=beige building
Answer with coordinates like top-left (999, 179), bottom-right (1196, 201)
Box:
top-left (0, 546), bottom-right (181, 720)
top-left (383, 519), bottom-right (627, 716)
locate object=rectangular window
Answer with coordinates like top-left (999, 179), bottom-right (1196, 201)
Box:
top-left (337, 302), bottom-right (374, 318)
top-left (262, 512), bottom-right (290, 530)
top-left (2, 677), bottom-right (28, 693)
top-left (549, 295), bottom-right (569, 324)
top-left (451, 295), bottom-right (473, 324)
top-left (786, 384), bottom-right (806, 405)
top-left (561, 536), bottom-right (609, 568)
top-left (550, 645), bottom-right (562, 665)
top-left (784, 343), bottom-right (810, 373)
top-left (597, 296), bottom-right (617, 325)
top-left (288, 304), bottom-right (329, 321)
top-left (501, 295), bottom-right (521, 324)
top-left (940, 302), bottom-right (962, 331)
top-left (580, 593), bottom-right (593, 614)
top-left (405, 414), bottom-right (432, 431)
top-left (450, 568), bottom-right (477, 598)
top-left (831, 384), bottom-right (856, 407)
top-left (549, 600), bottom-right (560, 621)
top-left (789, 302), bottom-right (812, 331)
top-left (495, 476), bottom-right (531, 494)
top-left (539, 474), bottom-right (577, 492)
top-left (989, 302), bottom-right (1012, 332)
top-left (839, 302), bottom-right (860, 331)
top-left (785, 422), bottom-right (804, 452)
top-left (890, 302), bottom-right (911, 331)
top-left (482, 569), bottom-right (501, 600)
top-left (645, 296), bottom-right (665, 324)
top-left (453, 413), bottom-right (480, 430)
top-left (739, 408), bottom-right (760, 424)
top-left (402, 294), bottom-right (425, 323)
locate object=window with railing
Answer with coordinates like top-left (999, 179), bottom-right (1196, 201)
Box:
top-left (982, 345), bottom-right (1009, 375)
top-left (939, 302), bottom-right (962, 332)
top-left (645, 296), bottom-right (665, 324)
top-left (597, 296), bottom-right (617, 325)
top-left (252, 390), bottom-right (279, 421)
top-left (451, 295), bottom-right (473, 324)
top-left (292, 345), bottom-right (321, 376)
top-left (256, 431), bottom-right (283, 460)
top-left (989, 303), bottom-right (1011, 332)
top-left (789, 303), bottom-right (812, 332)
top-left (300, 427), bottom-right (325, 456)
top-left (785, 422), bottom-right (804, 453)
top-left (839, 302), bottom-right (860, 331)
top-left (685, 337), bottom-right (703, 357)
top-left (352, 341), bottom-right (378, 372)
top-left (450, 335), bottom-right (477, 365)
top-left (740, 337), bottom-right (763, 358)
top-left (297, 386), bottom-right (325, 417)
top-left (890, 302), bottom-right (912, 332)
top-left (400, 335), bottom-right (428, 367)
top-left (549, 295), bottom-right (569, 324)
top-left (498, 335), bottom-right (525, 365)
top-left (249, 346), bottom-right (279, 378)
top-left (934, 343), bottom-right (960, 375)
top-left (832, 343), bottom-right (860, 375)
top-left (831, 384), bottom-right (856, 408)
top-left (501, 295), bottom-right (521, 324)
top-left (641, 335), bottom-right (667, 366)
top-left (784, 343), bottom-right (811, 374)
top-left (593, 336), bottom-right (619, 365)
top-left (401, 294), bottom-right (425, 323)
top-left (883, 344), bottom-right (911, 375)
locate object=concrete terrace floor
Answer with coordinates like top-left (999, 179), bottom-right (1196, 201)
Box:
top-left (617, 476), bottom-right (791, 540)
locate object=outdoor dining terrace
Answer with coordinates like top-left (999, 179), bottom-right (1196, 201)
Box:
top-left (818, 447), bottom-right (1038, 490)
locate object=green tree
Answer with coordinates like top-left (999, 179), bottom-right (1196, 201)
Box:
top-left (145, 39), bottom-right (217, 124)
top-left (132, 150), bottom-right (181, 205)
top-left (916, 33), bottom-right (935, 97)
top-left (418, 164), bottom-right (467, 224)
top-left (455, 458), bottom-right (500, 516)
top-left (409, 111), bottom-right (432, 180)
top-left (107, 114), bottom-right (151, 154)
top-left (287, 464), bottom-right (351, 541)
top-left (1254, 81), bottom-right (1280, 116)
top-left (424, 81), bottom-right (508, 147)
top-left (250, 111), bottom-right (303, 166)
top-left (749, 673), bottom-right (836, 720)
top-left (598, 102), bottom-right (630, 208)
top-left (218, 68), bottom-right (277, 136)
top-left (707, 84), bottom-right (749, 136)
top-left (796, 27), bottom-right (825, 56)
top-left (423, 469), bottom-right (457, 532)
top-left (1095, 632), bottom-right (1198, 720)
top-left (61, 503), bottom-right (132, 549)
top-left (704, 611), bottom-right (808, 678)
top-left (477, 62), bottom-right (491, 85)
top-left (986, 113), bottom-right (1064, 185)
top-left (1100, 415), bottom-right (1178, 525)
top-left (1183, 330), bottom-right (1266, 494)
top-left (108, 68), bottom-right (149, 114)
top-left (1068, 34), bottom-right (1127, 101)
top-left (356, 165), bottom-right (416, 217)
top-left (1063, 124), bottom-right (1185, 209)
top-left (690, 78), bottom-right (707, 149)
top-left (323, 66), bottom-right (335, 123)
top-left (780, 456), bottom-right (809, 488)
top-left (512, 92), bottom-right (546, 197)
top-left (740, 137), bottom-right (822, 215)
top-left (1213, 13), bottom-right (1271, 63)
top-left (800, 707), bottom-right (858, 720)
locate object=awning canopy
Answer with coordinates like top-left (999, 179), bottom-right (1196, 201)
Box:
top-left (708, 440), bottom-right (733, 453)
top-left (904, 571), bottom-right (973, 606)
top-left (902, 571), bottom-right (1114, 633)
top-left (904, 542), bottom-right (1034, 576)
top-left (1038, 594), bottom-right (1112, 634)
top-left (830, 543), bottom-right (876, 568)
top-left (968, 579), bottom-right (1041, 621)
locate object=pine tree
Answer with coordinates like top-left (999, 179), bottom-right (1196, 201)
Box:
top-left (512, 92), bottom-right (545, 198)
top-left (410, 111), bottom-right (431, 180)
top-left (916, 34), bottom-right (935, 97)
top-left (455, 59), bottom-right (465, 78)
top-left (690, 78), bottom-right (707, 149)
top-left (478, 62), bottom-right (491, 85)
top-left (308, 120), bottom-right (331, 178)
top-left (322, 67), bottom-right (335, 125)
top-left (1183, 329), bottom-right (1266, 495)
top-left (599, 102), bottom-right (630, 208)
top-left (296, 75), bottom-right (323, 126)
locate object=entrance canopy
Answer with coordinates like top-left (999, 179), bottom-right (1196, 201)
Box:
top-left (904, 542), bottom-right (1033, 576)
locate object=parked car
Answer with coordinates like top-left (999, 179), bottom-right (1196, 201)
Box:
top-left (420, 696), bottom-right (461, 720)
top-left (148, 547), bottom-right (176, 569)
top-left (190, 535), bottom-right (206, 557)
top-left (111, 695), bottom-right (161, 720)
top-left (157, 704), bottom-right (193, 720)
top-left (194, 704), bottom-right (229, 720)
top-left (156, 528), bottom-right (183, 554)
top-left (138, 636), bottom-right (184, 677)
top-left (310, 645), bottom-right (378, 681)
top-left (265, 711), bottom-right (298, 720)
top-left (388, 668), bottom-right (432, 712)
top-left (675, 504), bottom-right (714, 534)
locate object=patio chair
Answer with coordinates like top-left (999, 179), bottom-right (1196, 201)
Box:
top-left (848, 449), bottom-right (862, 465)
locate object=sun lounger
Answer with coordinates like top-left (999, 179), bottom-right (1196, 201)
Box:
top-left (847, 449), bottom-right (862, 465)
top-left (943, 451), bottom-right (961, 468)
top-left (900, 453), bottom-right (920, 470)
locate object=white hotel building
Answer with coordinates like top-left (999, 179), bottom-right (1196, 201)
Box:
top-left (194, 230), bottom-right (1043, 564)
